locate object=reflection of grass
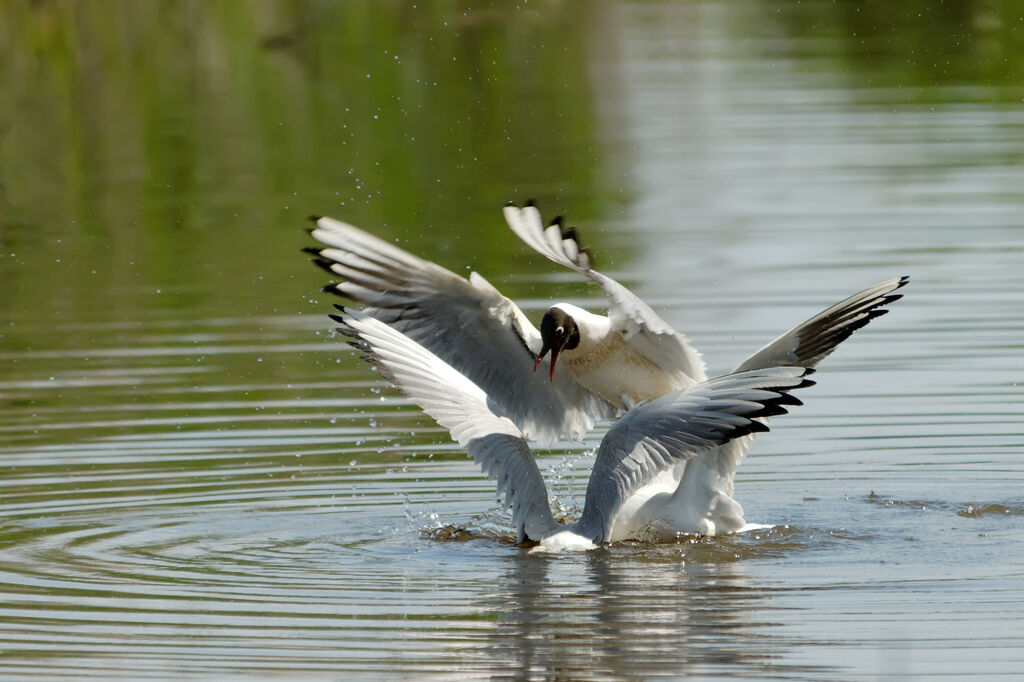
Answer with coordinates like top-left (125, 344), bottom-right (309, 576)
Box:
top-left (0, 1), bottom-right (620, 434)
top-left (0, 0), bottom-right (614, 341)
top-left (752, 0), bottom-right (1024, 98)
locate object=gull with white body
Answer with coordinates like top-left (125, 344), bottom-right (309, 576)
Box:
top-left (335, 310), bottom-right (814, 550)
top-left (308, 203), bottom-right (907, 535)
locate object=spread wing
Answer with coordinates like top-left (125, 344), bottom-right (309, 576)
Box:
top-left (734, 276), bottom-right (909, 373)
top-left (503, 203), bottom-right (706, 385)
top-left (334, 310), bottom-right (561, 543)
top-left (572, 367), bottom-right (815, 544)
top-left (309, 216), bottom-right (615, 444)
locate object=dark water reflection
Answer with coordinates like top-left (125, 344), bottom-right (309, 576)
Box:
top-left (3, 0), bottom-right (1024, 679)
top-left (482, 553), bottom-right (784, 679)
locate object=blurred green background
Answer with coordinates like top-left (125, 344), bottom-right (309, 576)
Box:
top-left (0, 1), bottom-right (616, 334)
top-left (2, 2), bottom-right (1024, 678)
top-left (2, 0), bottom-right (1023, 418)
top-left (3, 0), bottom-right (1023, 333)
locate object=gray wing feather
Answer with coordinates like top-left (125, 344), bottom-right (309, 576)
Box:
top-left (572, 367), bottom-right (815, 543)
top-left (734, 276), bottom-right (909, 373)
top-left (462, 433), bottom-right (561, 543)
top-left (335, 311), bottom-right (560, 542)
top-left (503, 204), bottom-right (706, 384)
top-left (311, 216), bottom-right (614, 444)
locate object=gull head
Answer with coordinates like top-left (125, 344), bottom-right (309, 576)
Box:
top-left (535, 306), bottom-right (581, 381)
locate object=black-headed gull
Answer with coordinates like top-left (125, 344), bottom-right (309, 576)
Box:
top-left (334, 309), bottom-right (814, 550)
top-left (309, 204), bottom-right (906, 432)
top-left (308, 204), bottom-right (907, 535)
top-left (308, 211), bottom-right (614, 446)
top-left (501, 203), bottom-right (908, 402)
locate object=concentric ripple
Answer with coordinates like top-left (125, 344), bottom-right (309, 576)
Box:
top-left (5, 1), bottom-right (1024, 678)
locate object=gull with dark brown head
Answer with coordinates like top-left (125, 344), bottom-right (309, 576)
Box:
top-left (307, 203), bottom-right (907, 535)
top-left (333, 308), bottom-right (814, 550)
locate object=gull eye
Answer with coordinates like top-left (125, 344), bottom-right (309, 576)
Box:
top-left (555, 326), bottom-right (564, 335)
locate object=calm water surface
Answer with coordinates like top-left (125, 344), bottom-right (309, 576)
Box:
top-left (2, 1), bottom-right (1023, 679)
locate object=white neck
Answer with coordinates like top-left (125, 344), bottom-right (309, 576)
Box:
top-left (549, 303), bottom-right (610, 354)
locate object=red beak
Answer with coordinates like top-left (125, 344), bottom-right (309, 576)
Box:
top-left (534, 341), bottom-right (562, 382)
top-left (547, 344), bottom-right (560, 382)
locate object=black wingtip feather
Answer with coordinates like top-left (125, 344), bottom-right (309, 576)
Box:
top-left (748, 420), bottom-right (771, 434)
top-left (311, 258), bottom-right (339, 275)
top-left (301, 246), bottom-right (322, 256)
top-left (756, 404), bottom-right (791, 419)
top-left (524, 198), bottom-right (536, 207)
top-left (550, 215), bottom-right (564, 227)
top-left (774, 393), bottom-right (804, 407)
top-left (351, 346), bottom-right (397, 384)
top-left (321, 284), bottom-right (347, 296)
top-left (559, 225), bottom-right (594, 267)
top-left (308, 214), bottom-right (323, 223)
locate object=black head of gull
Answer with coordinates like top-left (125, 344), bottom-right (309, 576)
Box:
top-left (536, 307), bottom-right (581, 381)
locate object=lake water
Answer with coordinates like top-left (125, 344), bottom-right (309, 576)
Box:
top-left (2, 1), bottom-right (1023, 679)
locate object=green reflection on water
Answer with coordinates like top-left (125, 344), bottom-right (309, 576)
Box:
top-left (4, 0), bottom-right (1022, 330)
top-left (1, 1), bottom-right (613, 331)
top-left (0, 2), bottom-right (1022, 679)
top-left (761, 0), bottom-right (1024, 95)
top-left (0, 1), bottom-right (623, 446)
top-left (2, 0), bottom-right (1022, 447)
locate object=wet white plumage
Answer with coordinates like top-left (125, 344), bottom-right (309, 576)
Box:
top-left (309, 203), bottom-right (907, 538)
top-left (335, 310), bottom-right (813, 549)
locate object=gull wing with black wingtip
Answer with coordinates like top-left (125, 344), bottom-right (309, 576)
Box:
top-left (309, 216), bottom-right (615, 445)
top-left (503, 203), bottom-right (707, 389)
